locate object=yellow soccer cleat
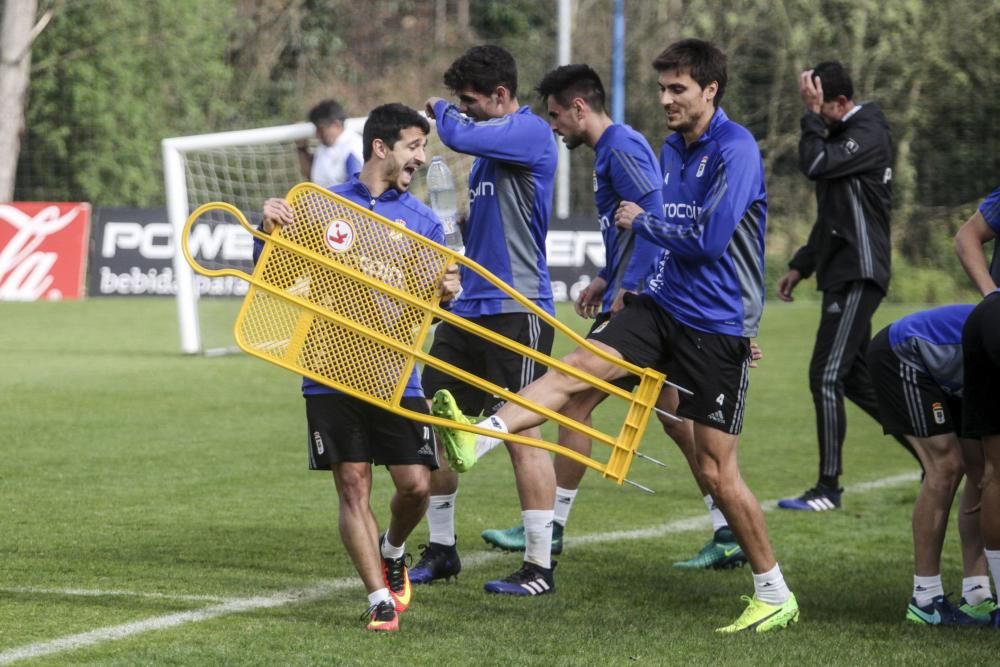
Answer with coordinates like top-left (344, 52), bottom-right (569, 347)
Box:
top-left (431, 389), bottom-right (479, 472)
top-left (716, 593), bottom-right (800, 634)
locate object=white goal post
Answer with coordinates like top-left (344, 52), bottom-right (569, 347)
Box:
top-left (163, 117), bottom-right (481, 355)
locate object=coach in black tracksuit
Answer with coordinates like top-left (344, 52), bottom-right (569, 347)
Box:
top-left (775, 61), bottom-right (900, 512)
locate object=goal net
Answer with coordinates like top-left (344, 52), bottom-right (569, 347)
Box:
top-left (163, 117), bottom-right (475, 355)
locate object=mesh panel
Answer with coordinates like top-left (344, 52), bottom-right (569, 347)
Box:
top-left (235, 185), bottom-right (449, 405)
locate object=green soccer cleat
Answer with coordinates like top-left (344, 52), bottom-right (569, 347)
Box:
top-left (674, 528), bottom-right (747, 570)
top-left (716, 594), bottom-right (800, 634)
top-left (481, 522), bottom-right (564, 555)
top-left (431, 389), bottom-right (478, 473)
top-left (958, 596), bottom-right (998, 624)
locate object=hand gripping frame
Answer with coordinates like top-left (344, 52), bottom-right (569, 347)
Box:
top-left (181, 183), bottom-right (668, 487)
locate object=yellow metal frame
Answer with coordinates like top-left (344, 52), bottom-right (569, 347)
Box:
top-left (181, 183), bottom-right (666, 484)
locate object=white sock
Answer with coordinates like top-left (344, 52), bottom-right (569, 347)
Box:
top-left (986, 549), bottom-right (1000, 600)
top-left (913, 574), bottom-right (943, 607)
top-left (367, 587), bottom-right (391, 607)
top-left (380, 534), bottom-right (404, 560)
top-left (553, 487), bottom-right (578, 526)
top-left (474, 414), bottom-right (507, 459)
top-left (962, 575), bottom-right (993, 605)
top-left (522, 509), bottom-right (554, 570)
top-left (704, 494), bottom-right (728, 533)
top-left (426, 493), bottom-right (457, 546)
top-left (752, 563), bottom-right (791, 605)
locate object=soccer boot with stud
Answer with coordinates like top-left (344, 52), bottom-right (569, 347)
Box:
top-left (431, 389), bottom-right (479, 472)
top-left (484, 561), bottom-right (556, 596)
top-left (363, 599), bottom-right (399, 632)
top-left (409, 540), bottom-right (462, 584)
top-left (481, 521), bottom-right (564, 555)
top-left (907, 594), bottom-right (988, 626)
top-left (674, 527), bottom-right (747, 570)
top-left (716, 593), bottom-right (799, 633)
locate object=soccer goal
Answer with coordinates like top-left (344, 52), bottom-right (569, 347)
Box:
top-left (163, 118), bottom-right (475, 355)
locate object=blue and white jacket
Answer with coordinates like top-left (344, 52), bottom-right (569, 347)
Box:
top-left (593, 124), bottom-right (663, 312)
top-left (432, 101), bottom-right (557, 317)
top-left (632, 108), bottom-right (767, 337)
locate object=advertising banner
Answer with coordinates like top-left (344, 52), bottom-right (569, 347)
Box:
top-left (90, 207), bottom-right (252, 297)
top-left (88, 207), bottom-right (608, 301)
top-left (0, 202), bottom-right (91, 301)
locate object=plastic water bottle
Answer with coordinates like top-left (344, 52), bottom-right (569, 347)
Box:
top-left (426, 156), bottom-right (464, 252)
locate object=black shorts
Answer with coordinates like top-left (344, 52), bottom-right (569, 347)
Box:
top-left (421, 312), bottom-right (555, 416)
top-left (962, 291), bottom-right (1000, 438)
top-left (589, 312), bottom-right (642, 392)
top-left (868, 328), bottom-right (962, 438)
top-left (304, 394), bottom-right (438, 469)
top-left (589, 293), bottom-right (751, 434)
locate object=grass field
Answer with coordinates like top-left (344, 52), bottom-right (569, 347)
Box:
top-left (1, 298), bottom-right (997, 665)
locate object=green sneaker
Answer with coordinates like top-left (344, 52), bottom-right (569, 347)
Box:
top-left (716, 594), bottom-right (800, 634)
top-left (481, 522), bottom-right (564, 555)
top-left (959, 596), bottom-right (998, 624)
top-left (431, 389), bottom-right (478, 472)
top-left (674, 528), bottom-right (747, 570)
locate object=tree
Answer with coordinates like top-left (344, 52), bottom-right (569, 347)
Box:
top-left (0, 0), bottom-right (48, 201)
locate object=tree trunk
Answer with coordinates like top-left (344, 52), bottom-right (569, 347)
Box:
top-left (0, 0), bottom-right (39, 202)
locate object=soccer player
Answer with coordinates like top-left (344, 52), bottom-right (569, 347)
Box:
top-left (260, 103), bottom-right (461, 631)
top-left (297, 98), bottom-right (364, 188)
top-left (480, 63), bottom-right (747, 571)
top-left (776, 62), bottom-right (904, 512)
top-left (955, 184), bottom-right (1000, 627)
top-left (416, 45), bottom-right (560, 595)
top-left (868, 305), bottom-right (995, 626)
top-left (435, 38), bottom-right (799, 632)
top-left (954, 185), bottom-right (1000, 297)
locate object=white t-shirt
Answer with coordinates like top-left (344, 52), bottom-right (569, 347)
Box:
top-left (310, 130), bottom-right (364, 188)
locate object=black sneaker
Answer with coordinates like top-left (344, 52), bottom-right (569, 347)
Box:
top-left (484, 561), bottom-right (556, 596)
top-left (409, 541), bottom-right (461, 584)
top-left (777, 485), bottom-right (842, 511)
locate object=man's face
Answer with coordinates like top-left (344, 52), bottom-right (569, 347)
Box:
top-left (315, 121), bottom-right (343, 147)
top-left (657, 68), bottom-right (716, 135)
top-left (384, 126), bottom-right (427, 191)
top-left (545, 96), bottom-right (586, 150)
top-left (818, 97), bottom-right (848, 127)
top-left (454, 85), bottom-right (504, 121)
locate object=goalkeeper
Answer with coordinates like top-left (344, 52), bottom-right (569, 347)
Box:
top-left (259, 103), bottom-right (460, 632)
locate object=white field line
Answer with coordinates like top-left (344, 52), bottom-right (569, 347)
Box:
top-left (0, 471), bottom-right (919, 665)
top-left (0, 588), bottom-right (237, 603)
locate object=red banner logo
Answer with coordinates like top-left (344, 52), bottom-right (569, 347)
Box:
top-left (0, 202), bottom-right (91, 301)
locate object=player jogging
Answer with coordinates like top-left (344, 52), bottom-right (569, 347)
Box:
top-left (259, 103), bottom-right (460, 631)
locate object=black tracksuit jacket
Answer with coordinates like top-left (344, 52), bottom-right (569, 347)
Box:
top-left (789, 104), bottom-right (893, 293)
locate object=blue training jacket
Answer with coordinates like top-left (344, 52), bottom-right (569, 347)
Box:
top-left (432, 101), bottom-right (557, 317)
top-left (888, 304), bottom-right (974, 397)
top-left (632, 108), bottom-right (767, 337)
top-left (979, 184), bottom-right (1000, 286)
top-left (253, 177), bottom-right (444, 397)
top-left (593, 124), bottom-right (664, 313)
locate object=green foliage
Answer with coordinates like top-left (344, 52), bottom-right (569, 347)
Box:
top-left (17, 0), bottom-right (235, 205)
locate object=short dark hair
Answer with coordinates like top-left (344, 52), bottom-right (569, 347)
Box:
top-left (361, 103), bottom-right (430, 162)
top-left (811, 61), bottom-right (853, 101)
top-left (651, 38), bottom-right (728, 106)
top-left (535, 64), bottom-right (607, 114)
top-left (443, 44), bottom-right (518, 97)
top-left (308, 99), bottom-right (346, 127)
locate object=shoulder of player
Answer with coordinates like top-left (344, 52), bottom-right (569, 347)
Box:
top-left (394, 192), bottom-right (439, 228)
top-left (708, 120), bottom-right (762, 167)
